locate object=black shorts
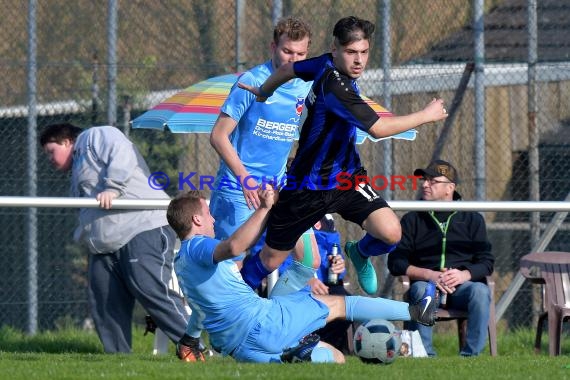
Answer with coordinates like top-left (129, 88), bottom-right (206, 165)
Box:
top-left (265, 168), bottom-right (390, 251)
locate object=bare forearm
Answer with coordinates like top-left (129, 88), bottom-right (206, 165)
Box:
top-left (210, 116), bottom-right (249, 180)
top-left (260, 63), bottom-right (296, 96)
top-left (369, 111), bottom-right (430, 138)
top-left (213, 207), bottom-right (270, 262)
top-left (211, 136), bottom-right (249, 180)
top-left (368, 98), bottom-right (447, 138)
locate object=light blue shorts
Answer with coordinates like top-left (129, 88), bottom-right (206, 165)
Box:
top-left (230, 289), bottom-right (329, 363)
top-left (210, 192), bottom-right (252, 260)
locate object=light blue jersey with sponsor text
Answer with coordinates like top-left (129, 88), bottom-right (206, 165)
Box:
top-left (212, 61), bottom-right (312, 197)
top-left (174, 235), bottom-right (272, 355)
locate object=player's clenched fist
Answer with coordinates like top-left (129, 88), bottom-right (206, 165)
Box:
top-left (258, 184), bottom-right (278, 209)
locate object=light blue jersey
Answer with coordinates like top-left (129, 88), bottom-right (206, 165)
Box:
top-left (174, 235), bottom-right (329, 361)
top-left (175, 235), bottom-right (272, 355)
top-left (213, 61), bottom-right (311, 196)
top-left (211, 61), bottom-right (311, 239)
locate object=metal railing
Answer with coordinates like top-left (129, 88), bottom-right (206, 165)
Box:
top-left (1, 197), bottom-right (569, 212)
top-left (1, 196), bottom-right (568, 333)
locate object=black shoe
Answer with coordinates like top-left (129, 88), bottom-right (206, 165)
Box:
top-left (408, 281), bottom-right (438, 326)
top-left (280, 333), bottom-right (320, 363)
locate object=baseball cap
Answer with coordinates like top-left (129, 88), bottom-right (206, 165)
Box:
top-left (414, 160), bottom-right (462, 200)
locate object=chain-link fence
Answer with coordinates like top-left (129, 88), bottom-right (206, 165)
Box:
top-left (1, 0), bottom-right (569, 337)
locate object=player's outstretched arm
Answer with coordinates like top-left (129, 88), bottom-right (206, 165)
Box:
top-left (237, 62), bottom-right (297, 102)
top-left (213, 186), bottom-right (278, 263)
top-left (368, 98), bottom-right (448, 139)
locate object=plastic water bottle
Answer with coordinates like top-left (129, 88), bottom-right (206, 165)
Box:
top-left (327, 244), bottom-right (339, 285)
top-left (440, 290), bottom-right (448, 308)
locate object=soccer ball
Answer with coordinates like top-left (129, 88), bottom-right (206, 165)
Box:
top-left (353, 319), bottom-right (402, 364)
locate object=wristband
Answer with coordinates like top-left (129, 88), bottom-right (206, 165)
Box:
top-left (259, 84), bottom-right (273, 98)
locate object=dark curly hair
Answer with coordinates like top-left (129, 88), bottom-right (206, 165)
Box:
top-left (332, 16), bottom-right (375, 47)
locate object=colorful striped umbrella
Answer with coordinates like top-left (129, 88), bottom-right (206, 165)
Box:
top-left (131, 73), bottom-right (240, 133)
top-left (131, 73), bottom-right (416, 143)
top-left (358, 95), bottom-right (416, 144)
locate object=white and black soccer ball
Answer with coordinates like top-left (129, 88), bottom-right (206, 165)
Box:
top-left (353, 319), bottom-right (402, 364)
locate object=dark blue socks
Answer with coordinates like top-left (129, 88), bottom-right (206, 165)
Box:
top-left (240, 253), bottom-right (271, 289)
top-left (357, 233), bottom-right (399, 257)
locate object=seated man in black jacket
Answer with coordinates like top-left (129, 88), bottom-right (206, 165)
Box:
top-left (388, 160), bottom-right (494, 357)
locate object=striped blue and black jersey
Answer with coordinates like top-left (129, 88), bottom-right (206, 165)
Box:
top-left (289, 53), bottom-right (379, 190)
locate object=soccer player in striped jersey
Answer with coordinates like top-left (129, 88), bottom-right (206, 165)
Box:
top-left (239, 16), bottom-right (448, 296)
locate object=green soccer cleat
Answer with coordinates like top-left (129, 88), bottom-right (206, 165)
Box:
top-left (345, 240), bottom-right (378, 295)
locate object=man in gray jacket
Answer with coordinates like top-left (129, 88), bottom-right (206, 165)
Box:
top-left (40, 123), bottom-right (191, 354)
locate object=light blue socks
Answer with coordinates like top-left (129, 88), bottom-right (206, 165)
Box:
top-left (345, 295), bottom-right (411, 321)
top-left (311, 345), bottom-right (335, 362)
top-left (269, 260), bottom-right (316, 297)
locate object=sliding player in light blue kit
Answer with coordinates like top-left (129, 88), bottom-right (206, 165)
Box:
top-left (168, 189), bottom-right (438, 363)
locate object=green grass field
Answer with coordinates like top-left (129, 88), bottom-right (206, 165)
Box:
top-left (1, 326), bottom-right (569, 380)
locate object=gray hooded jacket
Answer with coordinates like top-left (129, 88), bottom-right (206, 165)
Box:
top-left (71, 126), bottom-right (169, 254)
